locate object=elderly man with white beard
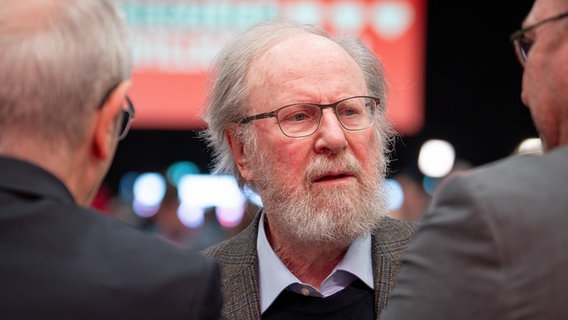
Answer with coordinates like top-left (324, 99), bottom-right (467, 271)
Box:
top-left (201, 20), bottom-right (418, 320)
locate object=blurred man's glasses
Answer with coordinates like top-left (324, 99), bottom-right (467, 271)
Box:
top-left (98, 83), bottom-right (135, 141)
top-left (236, 96), bottom-right (379, 138)
top-left (117, 97), bottom-right (135, 140)
top-left (511, 11), bottom-right (568, 66)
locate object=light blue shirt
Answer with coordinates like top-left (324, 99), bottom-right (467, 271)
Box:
top-left (257, 211), bottom-right (374, 313)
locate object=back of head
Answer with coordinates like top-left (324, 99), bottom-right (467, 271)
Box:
top-left (0, 0), bottom-right (132, 153)
top-left (202, 20), bottom-right (392, 190)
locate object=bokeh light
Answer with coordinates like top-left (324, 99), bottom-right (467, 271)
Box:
top-left (418, 139), bottom-right (455, 178)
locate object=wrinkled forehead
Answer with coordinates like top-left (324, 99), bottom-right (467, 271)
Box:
top-left (246, 33), bottom-right (366, 103)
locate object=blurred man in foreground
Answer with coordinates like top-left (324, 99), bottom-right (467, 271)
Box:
top-left (201, 20), bottom-right (417, 319)
top-left (0, 0), bottom-right (222, 318)
top-left (381, 0), bottom-right (568, 319)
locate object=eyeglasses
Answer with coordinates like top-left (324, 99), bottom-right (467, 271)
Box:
top-left (116, 96), bottom-right (135, 140)
top-left (235, 96), bottom-right (379, 138)
top-left (511, 10), bottom-right (568, 66)
top-left (97, 83), bottom-right (135, 141)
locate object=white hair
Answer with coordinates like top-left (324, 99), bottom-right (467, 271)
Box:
top-left (0, 0), bottom-right (132, 150)
top-left (201, 20), bottom-right (394, 189)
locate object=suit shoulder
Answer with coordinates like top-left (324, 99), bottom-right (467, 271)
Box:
top-left (202, 218), bottom-right (258, 265)
top-left (373, 217), bottom-right (419, 249)
top-left (75, 207), bottom-right (217, 269)
top-left (377, 216), bottom-right (419, 238)
top-left (466, 150), bottom-right (567, 182)
top-left (372, 216), bottom-right (418, 264)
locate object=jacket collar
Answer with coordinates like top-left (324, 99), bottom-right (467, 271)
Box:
top-left (209, 209), bottom-right (417, 319)
top-left (0, 156), bottom-right (75, 205)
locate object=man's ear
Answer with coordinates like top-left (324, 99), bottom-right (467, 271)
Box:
top-left (92, 81), bottom-right (131, 160)
top-left (226, 128), bottom-right (254, 181)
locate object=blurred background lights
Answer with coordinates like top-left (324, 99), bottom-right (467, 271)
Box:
top-left (132, 172), bottom-right (166, 218)
top-left (422, 175), bottom-right (441, 197)
top-left (118, 171), bottom-right (138, 201)
top-left (283, 1), bottom-right (321, 24)
top-left (372, 1), bottom-right (415, 40)
top-left (132, 199), bottom-right (160, 218)
top-left (178, 174), bottom-right (246, 228)
top-left (177, 204), bottom-right (205, 229)
top-left (166, 161), bottom-right (200, 187)
top-left (418, 139), bottom-right (456, 178)
top-left (331, 2), bottom-right (364, 33)
top-left (516, 137), bottom-right (543, 155)
top-left (178, 175), bottom-right (245, 208)
top-left (216, 205), bottom-right (246, 228)
top-left (384, 178), bottom-right (404, 211)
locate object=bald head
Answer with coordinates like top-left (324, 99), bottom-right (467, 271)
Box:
top-left (246, 33), bottom-right (367, 112)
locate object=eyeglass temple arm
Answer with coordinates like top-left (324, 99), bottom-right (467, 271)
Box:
top-left (236, 111), bottom-right (277, 124)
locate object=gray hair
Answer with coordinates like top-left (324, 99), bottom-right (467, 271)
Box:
top-left (0, 0), bottom-right (132, 150)
top-left (201, 20), bottom-right (394, 190)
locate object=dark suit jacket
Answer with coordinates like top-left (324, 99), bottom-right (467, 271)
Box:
top-left (381, 145), bottom-right (568, 320)
top-left (203, 210), bottom-right (418, 320)
top-left (0, 156), bottom-right (222, 320)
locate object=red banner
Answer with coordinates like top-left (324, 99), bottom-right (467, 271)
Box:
top-left (126, 0), bottom-right (426, 135)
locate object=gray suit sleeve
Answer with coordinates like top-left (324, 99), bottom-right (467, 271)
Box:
top-left (380, 174), bottom-right (503, 320)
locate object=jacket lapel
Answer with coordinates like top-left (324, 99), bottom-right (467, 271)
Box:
top-left (204, 213), bottom-right (263, 320)
top-left (371, 217), bottom-right (418, 315)
top-left (206, 213), bottom-right (417, 320)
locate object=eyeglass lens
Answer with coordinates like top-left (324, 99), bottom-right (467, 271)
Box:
top-left (276, 97), bottom-right (376, 138)
top-left (511, 11), bottom-right (568, 66)
top-left (117, 97), bottom-right (134, 140)
top-left (514, 36), bottom-right (532, 64)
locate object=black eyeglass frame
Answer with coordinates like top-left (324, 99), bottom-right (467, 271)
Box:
top-left (97, 83), bottom-right (135, 141)
top-left (235, 95), bottom-right (380, 138)
top-left (510, 10), bottom-right (568, 65)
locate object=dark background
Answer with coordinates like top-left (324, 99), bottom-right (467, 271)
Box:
top-left (104, 1), bottom-right (538, 194)
top-left (390, 1), bottom-right (537, 176)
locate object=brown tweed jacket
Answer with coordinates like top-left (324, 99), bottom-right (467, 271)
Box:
top-left (202, 211), bottom-right (418, 320)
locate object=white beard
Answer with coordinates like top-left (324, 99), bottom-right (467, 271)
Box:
top-left (249, 139), bottom-right (388, 248)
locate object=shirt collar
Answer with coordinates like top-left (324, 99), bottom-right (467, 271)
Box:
top-left (336, 230), bottom-right (374, 289)
top-left (256, 210), bottom-right (373, 313)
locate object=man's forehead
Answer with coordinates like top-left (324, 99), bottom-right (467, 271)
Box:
top-left (257, 33), bottom-right (348, 66)
top-left (248, 33), bottom-right (361, 86)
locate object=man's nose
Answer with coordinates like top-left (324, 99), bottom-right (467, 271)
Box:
top-left (313, 109), bottom-right (347, 155)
